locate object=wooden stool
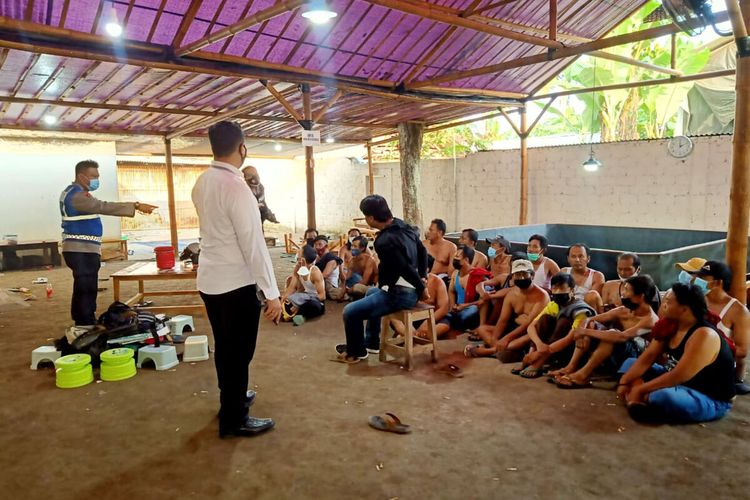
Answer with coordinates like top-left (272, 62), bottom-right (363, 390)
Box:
top-left (379, 304), bottom-right (438, 371)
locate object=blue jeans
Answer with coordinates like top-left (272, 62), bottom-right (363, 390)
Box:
top-left (346, 272), bottom-right (363, 288)
top-left (439, 305), bottom-right (480, 331)
top-left (619, 358), bottom-right (732, 424)
top-left (63, 251), bottom-right (101, 326)
top-left (343, 286), bottom-right (418, 357)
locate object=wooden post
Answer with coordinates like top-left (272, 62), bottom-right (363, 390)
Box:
top-left (519, 104), bottom-right (528, 225)
top-left (302, 84), bottom-right (316, 230)
top-left (549, 0), bottom-right (557, 41)
top-left (367, 142), bottom-right (374, 195)
top-left (164, 137), bottom-right (179, 259)
top-left (398, 122), bottom-right (424, 229)
top-left (725, 6), bottom-right (750, 303)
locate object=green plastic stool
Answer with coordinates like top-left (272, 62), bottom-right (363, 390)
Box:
top-left (54, 354), bottom-right (94, 389)
top-left (100, 348), bottom-right (137, 382)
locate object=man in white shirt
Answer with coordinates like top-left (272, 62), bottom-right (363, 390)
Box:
top-left (192, 121), bottom-right (282, 438)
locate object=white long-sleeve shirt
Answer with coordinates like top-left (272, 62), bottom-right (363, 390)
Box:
top-left (191, 161), bottom-right (280, 299)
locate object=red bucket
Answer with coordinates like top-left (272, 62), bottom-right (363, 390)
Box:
top-left (154, 246), bottom-right (175, 270)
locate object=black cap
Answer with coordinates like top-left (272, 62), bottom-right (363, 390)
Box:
top-left (313, 235), bottom-right (328, 243)
top-left (696, 260), bottom-right (732, 284)
top-left (485, 235), bottom-right (511, 253)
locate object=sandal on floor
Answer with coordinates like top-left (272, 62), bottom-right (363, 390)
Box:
top-left (436, 363), bottom-right (464, 378)
top-left (519, 366), bottom-right (544, 379)
top-left (330, 352), bottom-right (363, 364)
top-left (510, 365), bottom-right (526, 375)
top-left (368, 413), bottom-right (412, 434)
top-left (555, 375), bottom-right (592, 389)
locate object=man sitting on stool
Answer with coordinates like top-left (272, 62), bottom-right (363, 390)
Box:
top-left (334, 195), bottom-right (427, 363)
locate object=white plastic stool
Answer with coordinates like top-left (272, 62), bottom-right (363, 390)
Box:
top-left (182, 335), bottom-right (209, 362)
top-left (167, 315), bottom-right (195, 336)
top-left (137, 345), bottom-right (179, 371)
top-left (31, 346), bottom-right (61, 370)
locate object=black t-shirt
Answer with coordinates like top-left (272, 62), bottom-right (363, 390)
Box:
top-left (315, 252), bottom-right (341, 272)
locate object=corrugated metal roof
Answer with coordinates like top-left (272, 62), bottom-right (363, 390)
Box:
top-left (0, 0), bottom-right (649, 140)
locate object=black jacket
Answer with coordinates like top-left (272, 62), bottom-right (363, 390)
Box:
top-left (373, 218), bottom-right (427, 295)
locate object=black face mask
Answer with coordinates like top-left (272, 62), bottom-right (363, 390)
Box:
top-left (621, 297), bottom-right (639, 310)
top-left (552, 293), bottom-right (572, 306)
top-left (306, 238), bottom-right (315, 246)
top-left (515, 278), bottom-right (532, 290)
top-left (452, 259), bottom-right (463, 270)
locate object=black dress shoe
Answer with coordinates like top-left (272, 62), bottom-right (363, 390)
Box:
top-left (219, 416), bottom-right (275, 438)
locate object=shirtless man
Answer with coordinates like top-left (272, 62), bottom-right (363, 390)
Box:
top-left (527, 234), bottom-right (559, 291)
top-left (339, 227), bottom-right (362, 267)
top-left (391, 273), bottom-right (450, 339)
top-left (552, 275), bottom-right (659, 388)
top-left (601, 252), bottom-right (641, 311)
top-left (424, 218), bottom-right (457, 287)
top-left (467, 259), bottom-right (549, 358)
top-left (313, 236), bottom-right (344, 301)
top-left (345, 236), bottom-right (378, 299)
top-left (560, 243), bottom-right (605, 312)
top-left (695, 261), bottom-right (750, 394)
top-left (459, 228), bottom-right (488, 269)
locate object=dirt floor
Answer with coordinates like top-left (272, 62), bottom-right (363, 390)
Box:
top-left (2, 248), bottom-right (750, 500)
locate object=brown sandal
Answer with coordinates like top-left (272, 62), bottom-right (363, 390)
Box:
top-left (368, 413), bottom-right (412, 434)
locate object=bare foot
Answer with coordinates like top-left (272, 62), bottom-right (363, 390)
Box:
top-left (566, 372), bottom-right (590, 386)
top-left (548, 366), bottom-right (573, 377)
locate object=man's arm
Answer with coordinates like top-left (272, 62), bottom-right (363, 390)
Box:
top-left (619, 340), bottom-right (666, 385)
top-left (71, 192), bottom-right (136, 217)
top-left (416, 239), bottom-right (428, 279)
top-left (227, 184), bottom-right (280, 300)
top-left (322, 259), bottom-right (338, 279)
top-left (312, 271), bottom-right (326, 301)
top-left (359, 258), bottom-right (375, 285)
top-left (504, 299), bottom-right (548, 342)
top-left (433, 279), bottom-right (451, 322)
top-left (546, 258), bottom-right (560, 278)
top-left (448, 271), bottom-right (457, 310)
top-left (381, 237), bottom-right (425, 295)
top-left (591, 271), bottom-right (605, 294)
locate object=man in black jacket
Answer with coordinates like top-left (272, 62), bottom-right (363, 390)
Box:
top-left (334, 195), bottom-right (428, 363)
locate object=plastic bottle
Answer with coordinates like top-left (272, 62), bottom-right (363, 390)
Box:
top-left (46, 283), bottom-right (53, 299)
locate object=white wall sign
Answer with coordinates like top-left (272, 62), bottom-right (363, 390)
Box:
top-left (301, 130), bottom-right (320, 146)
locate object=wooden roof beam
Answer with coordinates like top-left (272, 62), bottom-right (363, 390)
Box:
top-left (407, 12), bottom-right (728, 89)
top-left (360, 0), bottom-right (563, 49)
top-left (590, 50), bottom-right (682, 77)
top-left (175, 0), bottom-right (307, 56)
top-left (260, 81), bottom-right (303, 122)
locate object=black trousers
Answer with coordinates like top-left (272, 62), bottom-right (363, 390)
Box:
top-left (200, 285), bottom-right (261, 429)
top-left (63, 251), bottom-right (101, 326)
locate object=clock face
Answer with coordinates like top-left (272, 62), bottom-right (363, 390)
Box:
top-left (668, 136), bottom-right (693, 158)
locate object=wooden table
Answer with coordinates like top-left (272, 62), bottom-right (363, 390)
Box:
top-left (111, 261), bottom-right (205, 316)
top-left (0, 239), bottom-right (62, 269)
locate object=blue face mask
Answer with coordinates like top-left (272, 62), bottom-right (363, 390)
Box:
top-left (693, 277), bottom-right (709, 295)
top-left (677, 270), bottom-right (692, 285)
top-left (88, 178), bottom-right (100, 191)
top-left (487, 247), bottom-right (497, 259)
top-left (351, 249), bottom-right (361, 257)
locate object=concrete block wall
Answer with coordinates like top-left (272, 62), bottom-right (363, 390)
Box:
top-left (372, 134), bottom-right (732, 233)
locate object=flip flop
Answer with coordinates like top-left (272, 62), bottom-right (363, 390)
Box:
top-left (510, 365), bottom-right (527, 375)
top-left (330, 352), bottom-right (363, 364)
top-left (464, 345), bottom-right (479, 358)
top-left (555, 375), bottom-right (592, 389)
top-left (436, 364), bottom-right (464, 378)
top-left (368, 413), bottom-right (412, 434)
top-left (519, 366), bottom-right (544, 379)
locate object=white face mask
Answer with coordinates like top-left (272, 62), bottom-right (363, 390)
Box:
top-left (297, 266), bottom-right (311, 278)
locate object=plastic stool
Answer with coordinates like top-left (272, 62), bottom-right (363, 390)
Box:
top-left (167, 315), bottom-right (195, 336)
top-left (182, 335), bottom-right (209, 362)
top-left (137, 345), bottom-right (179, 370)
top-left (100, 348), bottom-right (137, 382)
top-left (31, 345), bottom-right (61, 369)
top-left (54, 354), bottom-right (94, 389)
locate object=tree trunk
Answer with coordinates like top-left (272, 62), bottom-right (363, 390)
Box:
top-left (398, 122), bottom-right (424, 229)
top-left (617, 87), bottom-right (640, 141)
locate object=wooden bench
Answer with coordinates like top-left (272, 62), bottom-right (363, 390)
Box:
top-left (101, 238), bottom-right (129, 261)
top-left (284, 233), bottom-right (345, 254)
top-left (352, 218), bottom-right (379, 237)
top-left (379, 304), bottom-right (439, 371)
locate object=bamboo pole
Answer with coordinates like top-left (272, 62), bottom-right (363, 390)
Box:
top-left (519, 104), bottom-right (528, 225)
top-left (528, 69), bottom-right (735, 101)
top-left (591, 50), bottom-right (682, 76)
top-left (524, 97), bottom-right (556, 136)
top-left (725, 1), bottom-right (750, 303)
top-left (367, 142), bottom-right (374, 195)
top-left (302, 84), bottom-right (316, 230)
top-left (407, 12), bottom-right (728, 89)
top-left (175, 0), bottom-right (306, 56)
top-left (362, 0), bottom-right (563, 49)
top-left (261, 81), bottom-right (304, 122)
top-left (164, 138), bottom-right (179, 259)
top-left (312, 90), bottom-right (344, 122)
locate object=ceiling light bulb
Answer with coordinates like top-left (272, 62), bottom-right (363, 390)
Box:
top-left (274, 143), bottom-right (283, 152)
top-left (43, 115), bottom-right (57, 125)
top-left (105, 21), bottom-right (123, 37)
top-left (302, 9), bottom-right (338, 24)
top-left (325, 136), bottom-right (335, 144)
top-left (582, 154), bottom-right (602, 172)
